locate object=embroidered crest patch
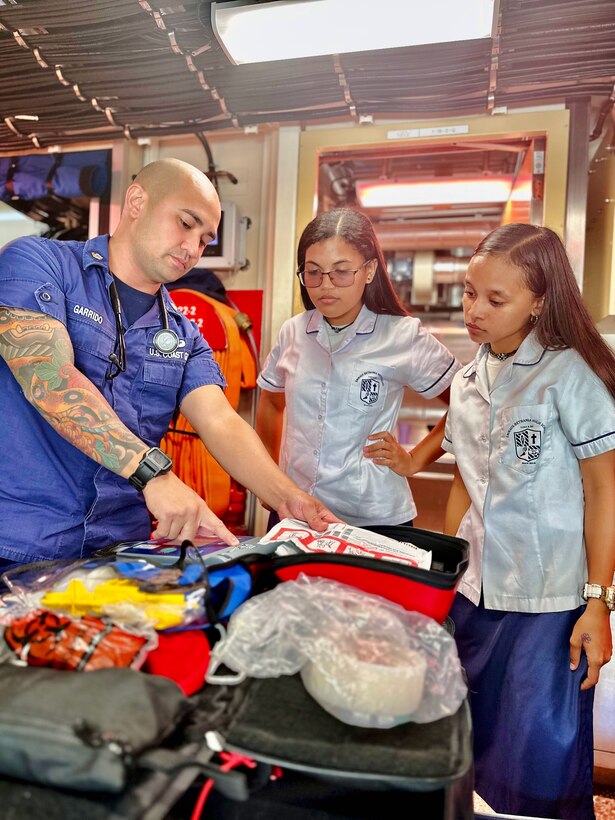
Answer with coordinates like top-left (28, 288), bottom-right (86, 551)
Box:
top-left (513, 427), bottom-right (542, 463)
top-left (353, 370), bottom-right (385, 406)
top-left (360, 377), bottom-right (380, 405)
top-left (506, 416), bottom-right (546, 464)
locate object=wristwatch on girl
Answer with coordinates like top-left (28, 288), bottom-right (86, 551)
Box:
top-left (582, 582), bottom-right (615, 611)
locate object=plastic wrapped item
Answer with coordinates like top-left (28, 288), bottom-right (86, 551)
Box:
top-left (300, 638), bottom-right (427, 726)
top-left (1, 558), bottom-right (207, 631)
top-left (261, 518), bottom-right (432, 568)
top-left (207, 574), bottom-right (467, 727)
top-left (0, 609), bottom-right (151, 671)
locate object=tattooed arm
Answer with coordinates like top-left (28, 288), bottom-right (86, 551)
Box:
top-left (0, 306), bottom-right (238, 545)
top-left (0, 306), bottom-right (146, 476)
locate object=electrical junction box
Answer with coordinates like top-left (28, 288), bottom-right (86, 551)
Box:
top-left (195, 201), bottom-right (248, 271)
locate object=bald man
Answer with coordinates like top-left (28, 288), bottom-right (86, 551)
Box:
top-left (0, 158), bottom-right (337, 567)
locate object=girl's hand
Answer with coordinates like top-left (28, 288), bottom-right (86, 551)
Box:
top-left (569, 600), bottom-right (613, 690)
top-left (363, 431), bottom-right (416, 477)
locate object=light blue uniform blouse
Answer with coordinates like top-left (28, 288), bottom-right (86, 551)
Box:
top-left (258, 305), bottom-right (459, 526)
top-left (443, 332), bottom-right (615, 612)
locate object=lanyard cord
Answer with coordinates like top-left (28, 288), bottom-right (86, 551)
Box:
top-left (157, 289), bottom-right (170, 331)
top-left (109, 278), bottom-right (169, 331)
top-left (108, 279), bottom-right (127, 377)
top-left (108, 278), bottom-right (125, 333)
top-left (107, 279), bottom-right (175, 378)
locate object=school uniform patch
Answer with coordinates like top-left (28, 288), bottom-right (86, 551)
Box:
top-left (360, 377), bottom-right (380, 405)
top-left (513, 427), bottom-right (542, 463)
top-left (355, 371), bottom-right (384, 406)
top-left (506, 417), bottom-right (545, 464)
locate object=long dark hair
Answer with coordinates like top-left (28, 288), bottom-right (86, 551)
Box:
top-left (297, 208), bottom-right (408, 316)
top-left (474, 223), bottom-right (615, 399)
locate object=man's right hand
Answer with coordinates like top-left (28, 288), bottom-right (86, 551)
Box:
top-left (143, 471), bottom-right (239, 545)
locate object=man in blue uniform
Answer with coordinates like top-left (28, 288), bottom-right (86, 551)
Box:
top-left (0, 158), bottom-right (337, 565)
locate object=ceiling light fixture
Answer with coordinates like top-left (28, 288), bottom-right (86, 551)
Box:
top-left (211, 0), bottom-right (494, 65)
top-left (356, 178), bottom-right (524, 208)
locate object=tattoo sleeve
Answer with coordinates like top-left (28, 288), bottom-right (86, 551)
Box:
top-left (0, 306), bottom-right (145, 475)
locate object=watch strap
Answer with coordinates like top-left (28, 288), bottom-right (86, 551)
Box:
top-left (605, 585), bottom-right (615, 612)
top-left (128, 447), bottom-right (172, 491)
top-left (582, 582), bottom-right (607, 602)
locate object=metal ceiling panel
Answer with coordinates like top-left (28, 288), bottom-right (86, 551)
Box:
top-left (0, 0), bottom-right (612, 154)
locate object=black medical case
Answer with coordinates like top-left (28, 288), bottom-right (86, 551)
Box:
top-left (183, 666), bottom-right (474, 820)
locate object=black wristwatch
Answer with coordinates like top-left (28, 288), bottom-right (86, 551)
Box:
top-left (128, 447), bottom-right (173, 491)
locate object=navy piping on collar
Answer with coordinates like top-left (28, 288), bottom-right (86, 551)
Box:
top-left (356, 313), bottom-right (377, 335)
top-left (305, 310), bottom-right (377, 336)
top-left (443, 433), bottom-right (452, 444)
top-left (463, 343), bottom-right (546, 378)
top-left (417, 357), bottom-right (456, 394)
top-left (571, 430), bottom-right (615, 448)
top-left (512, 346), bottom-right (547, 367)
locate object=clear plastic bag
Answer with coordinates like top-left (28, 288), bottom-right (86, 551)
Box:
top-left (0, 609), bottom-right (152, 671)
top-left (0, 557), bottom-right (206, 632)
top-left (207, 574), bottom-right (467, 727)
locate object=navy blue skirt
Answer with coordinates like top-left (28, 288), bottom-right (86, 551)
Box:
top-left (450, 593), bottom-right (595, 820)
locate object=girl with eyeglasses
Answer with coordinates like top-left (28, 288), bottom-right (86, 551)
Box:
top-left (256, 208), bottom-right (460, 528)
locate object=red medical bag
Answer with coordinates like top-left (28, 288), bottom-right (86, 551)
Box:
top-left (242, 526), bottom-right (468, 624)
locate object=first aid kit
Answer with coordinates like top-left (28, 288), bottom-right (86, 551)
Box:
top-left (241, 522), bottom-right (469, 624)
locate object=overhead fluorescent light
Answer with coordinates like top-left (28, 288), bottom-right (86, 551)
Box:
top-left (211, 0), bottom-right (494, 65)
top-left (357, 178), bottom-right (518, 208)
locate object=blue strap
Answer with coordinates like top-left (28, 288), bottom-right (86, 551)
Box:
top-left (210, 563), bottom-right (252, 618)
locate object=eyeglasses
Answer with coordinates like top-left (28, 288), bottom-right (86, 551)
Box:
top-left (296, 259), bottom-right (373, 288)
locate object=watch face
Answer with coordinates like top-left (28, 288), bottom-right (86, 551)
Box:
top-left (148, 448), bottom-right (172, 470)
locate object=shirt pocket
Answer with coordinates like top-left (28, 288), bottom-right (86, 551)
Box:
top-left (137, 360), bottom-right (184, 443)
top-left (498, 403), bottom-right (553, 475)
top-left (347, 362), bottom-right (394, 414)
top-left (69, 321), bottom-right (116, 383)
